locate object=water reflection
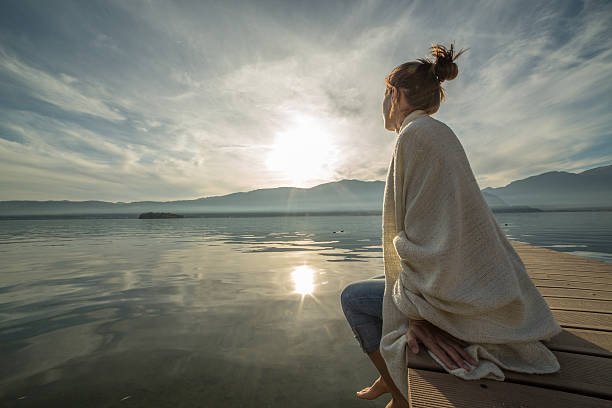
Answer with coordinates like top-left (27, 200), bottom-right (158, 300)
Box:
top-left (1, 213), bottom-right (611, 405)
top-left (291, 265), bottom-right (315, 295)
top-left (0, 218), bottom-right (384, 406)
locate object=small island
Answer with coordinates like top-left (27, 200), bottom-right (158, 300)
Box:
top-left (138, 212), bottom-right (184, 219)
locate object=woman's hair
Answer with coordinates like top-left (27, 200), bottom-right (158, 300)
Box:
top-left (385, 43), bottom-right (468, 116)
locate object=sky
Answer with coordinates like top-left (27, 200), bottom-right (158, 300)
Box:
top-left (1, 0), bottom-right (611, 202)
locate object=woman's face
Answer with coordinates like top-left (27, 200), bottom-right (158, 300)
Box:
top-left (383, 86), bottom-right (391, 129)
top-left (382, 85), bottom-right (395, 131)
top-left (383, 84), bottom-right (414, 132)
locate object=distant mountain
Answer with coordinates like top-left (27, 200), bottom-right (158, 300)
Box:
top-left (482, 191), bottom-right (508, 207)
top-left (1, 165), bottom-right (610, 217)
top-left (482, 164), bottom-right (612, 210)
top-left (0, 179), bottom-right (386, 216)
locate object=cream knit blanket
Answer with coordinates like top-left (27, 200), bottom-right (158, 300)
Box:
top-left (379, 110), bottom-right (563, 402)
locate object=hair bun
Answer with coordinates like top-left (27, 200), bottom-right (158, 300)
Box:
top-left (431, 43), bottom-right (468, 82)
top-left (434, 60), bottom-right (458, 82)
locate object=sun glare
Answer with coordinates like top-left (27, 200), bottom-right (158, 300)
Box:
top-left (266, 114), bottom-right (338, 187)
top-left (291, 265), bottom-right (315, 295)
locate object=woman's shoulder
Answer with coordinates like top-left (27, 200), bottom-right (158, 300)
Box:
top-left (414, 116), bottom-right (459, 145)
top-left (398, 115), bottom-right (452, 145)
top-left (414, 115), bottom-right (454, 136)
top-left (397, 115), bottom-right (463, 161)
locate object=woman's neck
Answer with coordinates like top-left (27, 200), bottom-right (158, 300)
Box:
top-left (396, 110), bottom-right (428, 134)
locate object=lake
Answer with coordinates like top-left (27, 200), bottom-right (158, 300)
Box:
top-left (1, 211), bottom-right (611, 407)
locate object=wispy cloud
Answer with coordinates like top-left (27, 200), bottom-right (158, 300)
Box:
top-left (0, 47), bottom-right (124, 122)
top-left (440, 1), bottom-right (612, 187)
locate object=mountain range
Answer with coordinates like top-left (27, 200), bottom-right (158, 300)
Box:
top-left (481, 165), bottom-right (612, 210)
top-left (1, 165), bottom-right (610, 217)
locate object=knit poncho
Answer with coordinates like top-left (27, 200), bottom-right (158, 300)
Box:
top-left (379, 110), bottom-right (563, 402)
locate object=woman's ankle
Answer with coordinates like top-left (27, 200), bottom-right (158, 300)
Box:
top-left (385, 381), bottom-right (407, 402)
top-left (389, 389), bottom-right (409, 405)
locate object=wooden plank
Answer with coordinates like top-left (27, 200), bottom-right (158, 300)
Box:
top-left (524, 260), bottom-right (612, 270)
top-left (507, 350), bottom-right (612, 399)
top-left (523, 260), bottom-right (612, 268)
top-left (544, 296), bottom-right (612, 314)
top-left (522, 258), bottom-right (612, 267)
top-left (405, 348), bottom-right (612, 399)
top-left (526, 270), bottom-right (610, 278)
top-left (552, 309), bottom-right (612, 331)
top-left (528, 268), bottom-right (612, 277)
top-left (531, 274), bottom-right (612, 284)
top-left (521, 251), bottom-right (612, 277)
top-left (539, 287), bottom-right (612, 301)
top-left (532, 273), bottom-right (612, 282)
top-left (520, 254), bottom-right (612, 262)
top-left (524, 264), bottom-right (612, 274)
top-left (510, 240), bottom-right (604, 256)
top-left (511, 241), bottom-right (612, 266)
top-left (521, 255), bottom-right (612, 264)
top-left (407, 369), bottom-right (612, 408)
top-left (532, 278), bottom-right (612, 292)
top-left (543, 328), bottom-right (612, 358)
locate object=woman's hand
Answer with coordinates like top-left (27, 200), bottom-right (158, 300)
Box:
top-left (405, 319), bottom-right (478, 371)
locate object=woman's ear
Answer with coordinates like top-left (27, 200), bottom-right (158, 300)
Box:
top-left (398, 88), bottom-right (412, 110)
top-left (392, 86), bottom-right (409, 109)
top-left (391, 85), bottom-right (398, 102)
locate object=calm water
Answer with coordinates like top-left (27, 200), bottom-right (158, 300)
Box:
top-left (1, 212), bottom-right (611, 407)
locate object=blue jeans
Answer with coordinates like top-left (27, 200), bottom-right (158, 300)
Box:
top-left (340, 274), bottom-right (385, 354)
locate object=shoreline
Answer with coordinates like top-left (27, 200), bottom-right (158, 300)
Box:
top-left (1, 207), bottom-right (611, 220)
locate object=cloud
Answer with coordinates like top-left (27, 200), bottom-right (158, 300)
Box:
top-left (0, 0), bottom-right (611, 201)
top-left (438, 1), bottom-right (612, 187)
top-left (0, 47), bottom-right (124, 122)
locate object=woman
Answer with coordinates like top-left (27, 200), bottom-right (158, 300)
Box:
top-left (341, 44), bottom-right (562, 408)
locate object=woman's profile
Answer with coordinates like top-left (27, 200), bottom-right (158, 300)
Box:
top-left (340, 43), bottom-right (563, 408)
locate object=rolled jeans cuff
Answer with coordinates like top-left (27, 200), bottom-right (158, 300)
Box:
top-left (352, 322), bottom-right (382, 354)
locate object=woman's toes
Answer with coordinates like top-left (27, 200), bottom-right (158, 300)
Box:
top-left (356, 387), bottom-right (375, 399)
top-left (356, 377), bottom-right (389, 400)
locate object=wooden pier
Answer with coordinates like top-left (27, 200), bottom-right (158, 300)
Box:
top-left (405, 241), bottom-right (612, 407)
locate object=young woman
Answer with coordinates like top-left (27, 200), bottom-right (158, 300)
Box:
top-left (341, 44), bottom-right (562, 408)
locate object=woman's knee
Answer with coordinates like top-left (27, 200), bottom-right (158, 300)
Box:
top-left (341, 279), bottom-right (381, 302)
top-left (340, 279), bottom-right (383, 317)
top-left (340, 282), bottom-right (358, 311)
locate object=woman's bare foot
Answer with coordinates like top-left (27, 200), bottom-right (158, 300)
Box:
top-left (356, 375), bottom-right (389, 400)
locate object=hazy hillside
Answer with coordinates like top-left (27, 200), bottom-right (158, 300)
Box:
top-left (1, 165), bottom-right (610, 216)
top-left (482, 191), bottom-right (508, 207)
top-left (482, 165), bottom-right (612, 210)
top-left (0, 180), bottom-right (386, 216)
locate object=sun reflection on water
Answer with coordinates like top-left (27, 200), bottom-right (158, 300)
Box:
top-left (291, 265), bottom-right (315, 295)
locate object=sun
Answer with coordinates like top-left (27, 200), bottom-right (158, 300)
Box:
top-left (291, 265), bottom-right (315, 295)
top-left (266, 114), bottom-right (339, 186)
